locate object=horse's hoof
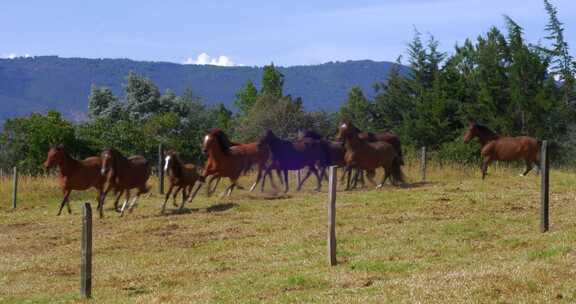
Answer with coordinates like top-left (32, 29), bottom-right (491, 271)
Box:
top-left (376, 184), bottom-right (384, 189)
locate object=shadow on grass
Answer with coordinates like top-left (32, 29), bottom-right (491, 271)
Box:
top-left (206, 202), bottom-right (237, 213)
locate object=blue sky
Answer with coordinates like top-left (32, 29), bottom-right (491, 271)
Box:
top-left (1, 0), bottom-right (574, 66)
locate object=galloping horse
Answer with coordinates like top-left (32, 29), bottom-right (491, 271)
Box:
top-left (259, 130), bottom-right (330, 193)
top-left (43, 144), bottom-right (104, 215)
top-left (98, 148), bottom-right (151, 217)
top-left (202, 129), bottom-right (256, 197)
top-left (358, 130), bottom-right (404, 165)
top-left (203, 130), bottom-right (280, 195)
top-left (463, 121), bottom-right (540, 179)
top-left (338, 121), bottom-right (404, 187)
top-left (161, 150), bottom-right (204, 213)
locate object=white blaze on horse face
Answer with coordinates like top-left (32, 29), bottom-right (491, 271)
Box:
top-left (203, 135), bottom-right (210, 146)
top-left (164, 155), bottom-right (171, 172)
top-left (341, 123), bottom-right (347, 129)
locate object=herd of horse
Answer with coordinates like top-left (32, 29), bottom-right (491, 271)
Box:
top-left (42, 120), bottom-right (542, 218)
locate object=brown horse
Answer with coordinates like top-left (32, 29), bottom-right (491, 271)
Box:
top-left (463, 121), bottom-right (540, 179)
top-left (43, 144), bottom-right (104, 215)
top-left (203, 131), bottom-right (280, 195)
top-left (338, 121), bottom-right (404, 187)
top-left (358, 130), bottom-right (404, 165)
top-left (259, 130), bottom-right (331, 193)
top-left (202, 129), bottom-right (256, 197)
top-left (161, 150), bottom-right (204, 213)
top-left (98, 148), bottom-right (151, 217)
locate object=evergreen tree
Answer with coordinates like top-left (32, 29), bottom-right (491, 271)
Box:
top-left (87, 85), bottom-right (120, 120)
top-left (339, 86), bottom-right (373, 131)
top-left (234, 80), bottom-right (258, 115)
top-left (260, 63), bottom-right (284, 98)
top-left (124, 71), bottom-right (161, 119)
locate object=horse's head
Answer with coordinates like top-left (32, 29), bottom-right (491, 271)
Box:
top-left (260, 130), bottom-right (276, 144)
top-left (463, 121), bottom-right (478, 143)
top-left (43, 144), bottom-right (65, 168)
top-left (100, 148), bottom-right (116, 176)
top-left (203, 129), bottom-right (223, 155)
top-left (337, 121), bottom-right (358, 141)
top-left (164, 150), bottom-right (178, 172)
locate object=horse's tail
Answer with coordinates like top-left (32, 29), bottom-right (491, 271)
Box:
top-left (390, 154), bottom-right (405, 186)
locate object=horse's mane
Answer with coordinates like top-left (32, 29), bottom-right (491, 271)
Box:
top-left (474, 123), bottom-right (498, 137)
top-left (210, 129), bottom-right (234, 154)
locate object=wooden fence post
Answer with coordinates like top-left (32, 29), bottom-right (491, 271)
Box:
top-left (420, 146), bottom-right (427, 182)
top-left (540, 140), bottom-right (549, 233)
top-left (158, 143), bottom-right (164, 195)
top-left (327, 166), bottom-right (337, 266)
top-left (81, 203), bottom-right (93, 298)
top-left (12, 167), bottom-right (18, 209)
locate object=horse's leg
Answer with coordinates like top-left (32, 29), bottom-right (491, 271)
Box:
top-left (160, 184), bottom-right (174, 214)
top-left (283, 169), bottom-right (289, 193)
top-left (57, 189), bottom-right (71, 216)
top-left (345, 167), bottom-right (352, 190)
top-left (181, 181), bottom-right (201, 211)
top-left (98, 185), bottom-right (113, 218)
top-left (249, 168), bottom-right (263, 192)
top-left (66, 193), bottom-right (73, 214)
top-left (172, 186), bottom-right (182, 207)
top-left (210, 176), bottom-right (221, 196)
top-left (521, 159), bottom-right (534, 176)
top-left (277, 169), bottom-right (284, 186)
top-left (481, 158), bottom-right (493, 180)
top-left (128, 190), bottom-right (142, 214)
top-left (312, 166), bottom-right (322, 192)
top-left (119, 190), bottom-right (131, 217)
top-left (378, 166), bottom-right (391, 188)
top-left (112, 190), bottom-right (124, 213)
top-left (297, 167), bottom-right (314, 191)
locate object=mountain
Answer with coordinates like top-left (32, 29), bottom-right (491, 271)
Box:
top-left (0, 56), bottom-right (408, 122)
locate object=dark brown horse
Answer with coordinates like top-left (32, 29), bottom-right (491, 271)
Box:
top-left (464, 121), bottom-right (540, 179)
top-left (43, 145), bottom-right (104, 215)
top-left (202, 129), bottom-right (256, 197)
top-left (259, 130), bottom-right (330, 193)
top-left (161, 150), bottom-right (204, 213)
top-left (338, 121), bottom-right (404, 187)
top-left (98, 148), bottom-right (151, 217)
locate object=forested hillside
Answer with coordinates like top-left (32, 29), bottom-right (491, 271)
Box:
top-left (0, 57), bottom-right (404, 122)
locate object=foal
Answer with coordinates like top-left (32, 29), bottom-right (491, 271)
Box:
top-left (161, 150), bottom-right (204, 213)
top-left (464, 121), bottom-right (540, 179)
top-left (43, 144), bottom-right (104, 215)
top-left (99, 148), bottom-right (151, 217)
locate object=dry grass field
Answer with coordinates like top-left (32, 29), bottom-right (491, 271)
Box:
top-left (1, 161), bottom-right (576, 303)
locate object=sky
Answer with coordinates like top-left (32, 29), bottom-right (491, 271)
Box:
top-left (1, 0), bottom-right (575, 67)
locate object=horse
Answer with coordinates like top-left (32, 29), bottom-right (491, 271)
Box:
top-left (337, 121), bottom-right (404, 187)
top-left (463, 121), bottom-right (540, 179)
top-left (43, 144), bottom-right (105, 216)
top-left (358, 130), bottom-right (404, 165)
top-left (259, 130), bottom-right (331, 193)
top-left (203, 131), bottom-right (281, 196)
top-left (98, 148), bottom-right (151, 217)
top-left (202, 129), bottom-right (259, 197)
top-left (161, 150), bottom-right (204, 214)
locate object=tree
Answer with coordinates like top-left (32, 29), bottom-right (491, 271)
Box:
top-left (234, 80), bottom-right (258, 115)
top-left (543, 0), bottom-right (575, 105)
top-left (87, 85), bottom-right (123, 120)
top-left (124, 71), bottom-right (161, 120)
top-left (338, 86), bottom-right (373, 131)
top-left (0, 111), bottom-right (77, 172)
top-left (260, 63), bottom-right (284, 98)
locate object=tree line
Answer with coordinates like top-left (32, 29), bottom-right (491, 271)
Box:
top-left (1, 0), bottom-right (574, 173)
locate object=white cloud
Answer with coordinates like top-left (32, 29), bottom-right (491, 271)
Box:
top-left (183, 52), bottom-right (240, 66)
top-left (1, 53), bottom-right (32, 59)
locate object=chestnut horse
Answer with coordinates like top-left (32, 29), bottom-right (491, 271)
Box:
top-left (358, 130), bottom-right (404, 165)
top-left (338, 121), bottom-right (404, 187)
top-left (203, 131), bottom-right (280, 195)
top-left (98, 148), bottom-right (151, 217)
top-left (259, 130), bottom-right (330, 193)
top-left (202, 129), bottom-right (257, 197)
top-left (463, 121), bottom-right (540, 179)
top-left (43, 144), bottom-right (104, 215)
top-left (161, 150), bottom-right (204, 213)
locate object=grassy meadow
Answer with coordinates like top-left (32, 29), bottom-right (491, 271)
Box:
top-left (1, 160), bottom-right (576, 303)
